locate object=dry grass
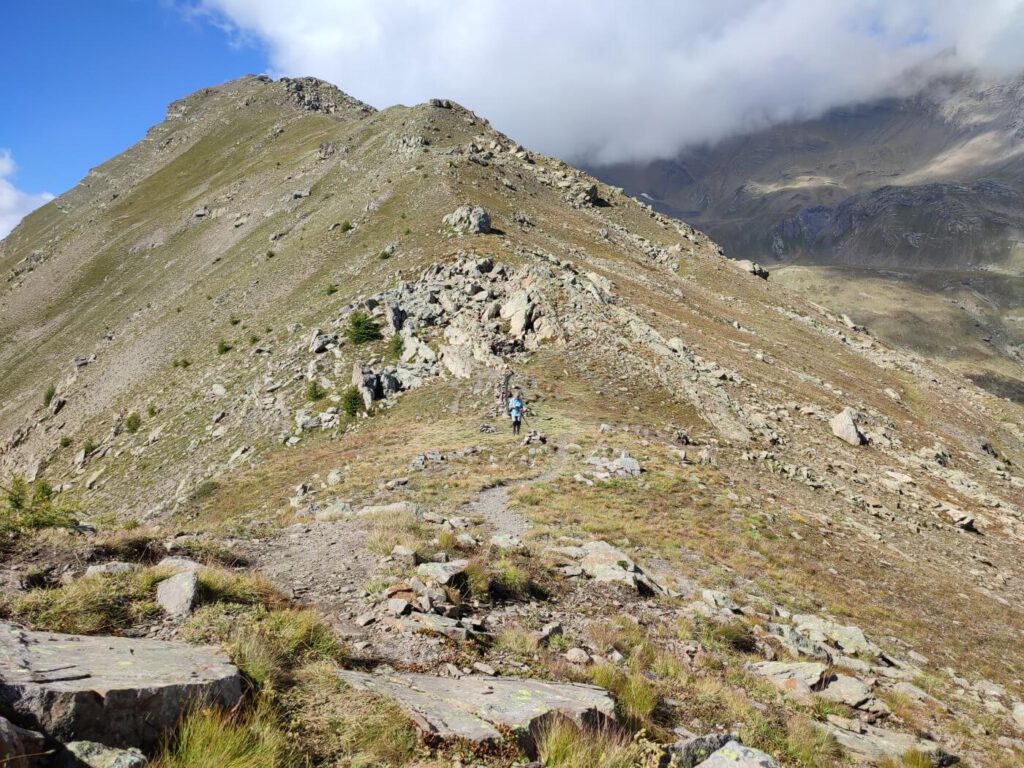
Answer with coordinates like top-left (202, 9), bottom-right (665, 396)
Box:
top-left (363, 507), bottom-right (426, 555)
top-left (494, 626), bottom-right (540, 656)
top-left (534, 718), bottom-right (654, 768)
top-left (153, 701), bottom-right (296, 768)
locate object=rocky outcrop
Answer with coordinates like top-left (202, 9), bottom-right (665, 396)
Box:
top-left (337, 670), bottom-right (614, 753)
top-left (0, 622), bottom-right (242, 750)
top-left (830, 407), bottom-right (866, 446)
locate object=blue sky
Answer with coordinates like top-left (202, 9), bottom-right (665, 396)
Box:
top-left (1, 1), bottom-right (265, 196)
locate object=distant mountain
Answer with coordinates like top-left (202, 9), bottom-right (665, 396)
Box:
top-left (595, 71), bottom-right (1024, 270)
top-left (593, 71), bottom-right (1024, 397)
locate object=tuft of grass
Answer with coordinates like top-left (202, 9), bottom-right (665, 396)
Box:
top-left (124, 412), bottom-right (142, 434)
top-left (695, 617), bottom-right (758, 654)
top-left (81, 437), bottom-right (98, 455)
top-left (345, 311), bottom-right (383, 345)
top-left (535, 718), bottom-right (645, 768)
top-left (152, 702), bottom-right (296, 768)
top-left (282, 664), bottom-right (419, 767)
top-left (326, 283), bottom-right (339, 296)
top-left (172, 358), bottom-right (192, 369)
top-left (590, 663), bottom-right (660, 727)
top-left (363, 507), bottom-right (425, 555)
top-left (339, 220), bottom-right (353, 233)
top-left (306, 381), bottom-right (327, 402)
top-left (7, 568), bottom-right (166, 634)
top-left (785, 717), bottom-right (843, 767)
top-left (217, 340), bottom-right (233, 355)
top-left (494, 626), bottom-right (539, 656)
top-left (59, 436), bottom-right (73, 448)
top-left (387, 333), bottom-right (404, 360)
top-left (190, 479), bottom-right (219, 503)
top-left (229, 315), bottom-right (241, 326)
top-left (146, 404), bottom-right (158, 417)
top-left (43, 383), bottom-right (56, 408)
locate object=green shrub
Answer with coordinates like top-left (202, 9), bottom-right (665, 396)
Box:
top-left (42, 383), bottom-right (56, 408)
top-left (341, 387), bottom-right (363, 417)
top-left (339, 220), bottom-right (353, 233)
top-left (59, 436), bottom-right (72, 449)
top-left (82, 438), bottom-right (98, 456)
top-left (191, 480), bottom-right (219, 503)
top-left (172, 358), bottom-right (192, 369)
top-left (306, 381), bottom-right (327, 401)
top-left (124, 412), bottom-right (142, 434)
top-left (1, 476), bottom-right (77, 538)
top-left (229, 316), bottom-right (241, 326)
top-left (345, 311), bottom-right (382, 345)
top-left (146, 404), bottom-right (158, 417)
top-left (325, 283), bottom-right (339, 296)
top-left (378, 250), bottom-right (391, 260)
top-left (386, 334), bottom-right (404, 360)
top-left (217, 340), bottom-right (233, 355)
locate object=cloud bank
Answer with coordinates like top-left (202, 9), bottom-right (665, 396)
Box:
top-left (199, 0), bottom-right (1024, 164)
top-left (0, 151), bottom-right (53, 240)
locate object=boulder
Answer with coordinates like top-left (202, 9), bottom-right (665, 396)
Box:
top-left (749, 661), bottom-right (828, 703)
top-left (0, 715), bottom-right (47, 768)
top-left (830, 408), bottom-right (865, 446)
top-left (65, 740), bottom-right (149, 767)
top-left (155, 557), bottom-right (202, 574)
top-left (416, 559), bottom-right (470, 586)
top-left (442, 205), bottom-right (491, 234)
top-left (792, 614), bottom-right (879, 658)
top-left (338, 670), bottom-right (613, 753)
top-left (732, 259), bottom-right (770, 280)
top-left (156, 571), bottom-right (199, 616)
top-left (698, 741), bottom-right (780, 767)
top-left (0, 621), bottom-right (241, 750)
top-left (667, 732), bottom-right (736, 767)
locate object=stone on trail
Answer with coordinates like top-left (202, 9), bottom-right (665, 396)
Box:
top-left (156, 571), bottom-right (199, 616)
top-left (416, 559), bottom-right (470, 586)
top-left (830, 407), bottom-right (866, 446)
top-left (337, 670), bottom-right (614, 751)
top-left (0, 715), bottom-right (47, 768)
top-left (697, 740), bottom-right (781, 767)
top-left (0, 621), bottom-right (242, 750)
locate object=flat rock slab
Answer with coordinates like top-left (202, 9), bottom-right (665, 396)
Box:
top-left (338, 670), bottom-right (614, 751)
top-left (698, 740), bottom-right (781, 767)
top-left (0, 621), bottom-right (241, 750)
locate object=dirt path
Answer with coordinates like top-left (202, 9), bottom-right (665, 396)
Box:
top-left (465, 435), bottom-right (569, 540)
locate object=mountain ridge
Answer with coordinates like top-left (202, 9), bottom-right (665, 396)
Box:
top-left (1, 75), bottom-right (1023, 767)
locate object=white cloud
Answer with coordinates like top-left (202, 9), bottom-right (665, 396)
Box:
top-left (0, 151), bottom-right (54, 240)
top-left (198, 0), bottom-right (1024, 164)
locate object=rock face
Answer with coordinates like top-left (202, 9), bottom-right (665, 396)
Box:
top-left (65, 740), bottom-right (149, 767)
top-left (337, 670), bottom-right (614, 753)
top-left (0, 621), bottom-right (242, 750)
top-left (0, 715), bottom-right (47, 768)
top-left (830, 407), bottom-right (866, 446)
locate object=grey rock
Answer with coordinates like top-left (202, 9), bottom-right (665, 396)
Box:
top-left (338, 670), bottom-right (614, 750)
top-left (565, 648), bottom-right (590, 664)
top-left (0, 621), bottom-right (241, 750)
top-left (442, 205), bottom-right (491, 234)
top-left (84, 561), bottom-right (136, 577)
top-left (1012, 701), bottom-right (1024, 729)
top-left (155, 556), bottom-right (202, 574)
top-left (698, 741), bottom-right (781, 767)
top-left (156, 571), bottom-right (199, 616)
top-left (830, 408), bottom-right (866, 446)
top-left (667, 732), bottom-right (737, 768)
top-left (66, 740), bottom-right (149, 767)
top-left (732, 259), bottom-right (770, 280)
top-left (0, 715), bottom-right (47, 768)
top-left (416, 559), bottom-right (470, 586)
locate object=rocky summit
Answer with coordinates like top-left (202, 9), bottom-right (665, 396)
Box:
top-left (1, 75), bottom-right (1023, 767)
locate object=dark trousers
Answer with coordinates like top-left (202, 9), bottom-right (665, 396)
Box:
top-left (512, 417), bottom-right (521, 435)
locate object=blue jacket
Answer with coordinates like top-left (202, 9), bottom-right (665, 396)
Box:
top-left (508, 397), bottom-right (524, 419)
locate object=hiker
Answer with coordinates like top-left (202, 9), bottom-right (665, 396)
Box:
top-left (508, 390), bottom-right (525, 436)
